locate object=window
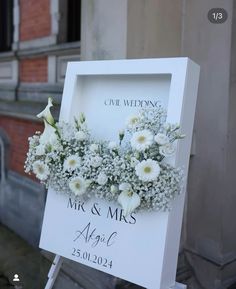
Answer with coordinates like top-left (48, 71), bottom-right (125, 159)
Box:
top-left (67, 0), bottom-right (81, 42)
top-left (0, 0), bottom-right (13, 52)
top-left (58, 0), bottom-right (81, 43)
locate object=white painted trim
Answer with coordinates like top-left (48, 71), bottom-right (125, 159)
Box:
top-left (12, 60), bottom-right (18, 83)
top-left (48, 56), bottom-right (57, 83)
top-left (0, 61), bottom-right (18, 84)
top-left (56, 54), bottom-right (80, 83)
top-left (50, 0), bottom-right (59, 35)
top-left (19, 36), bottom-right (57, 50)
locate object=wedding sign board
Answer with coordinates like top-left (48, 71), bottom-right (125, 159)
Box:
top-left (40, 58), bottom-right (200, 289)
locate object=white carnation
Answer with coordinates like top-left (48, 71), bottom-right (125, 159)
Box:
top-left (135, 159), bottom-right (160, 182)
top-left (130, 130), bottom-right (153, 151)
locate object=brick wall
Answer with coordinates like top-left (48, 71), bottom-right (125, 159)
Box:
top-left (20, 57), bottom-right (48, 82)
top-left (20, 0), bottom-right (51, 41)
top-left (0, 116), bottom-right (43, 177)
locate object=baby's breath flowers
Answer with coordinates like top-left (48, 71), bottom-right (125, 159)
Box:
top-left (25, 98), bottom-right (185, 215)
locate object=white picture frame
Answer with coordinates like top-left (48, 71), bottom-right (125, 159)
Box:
top-left (40, 58), bottom-right (200, 289)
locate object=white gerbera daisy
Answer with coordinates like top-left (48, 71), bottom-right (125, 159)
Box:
top-left (126, 114), bottom-right (139, 128)
top-left (118, 190), bottom-right (141, 216)
top-left (69, 176), bottom-right (87, 196)
top-left (154, 133), bottom-right (169, 145)
top-left (130, 130), bottom-right (153, 151)
top-left (63, 155), bottom-right (81, 171)
top-left (97, 172), bottom-right (108, 185)
top-left (32, 160), bottom-right (50, 180)
top-left (159, 143), bottom-right (175, 157)
top-left (75, 131), bottom-right (87, 141)
top-left (135, 159), bottom-right (160, 182)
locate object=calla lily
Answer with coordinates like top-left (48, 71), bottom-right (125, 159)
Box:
top-left (37, 97), bottom-right (55, 125)
top-left (119, 182), bottom-right (131, 191)
top-left (118, 190), bottom-right (141, 216)
top-left (39, 120), bottom-right (57, 146)
top-left (37, 97), bottom-right (58, 146)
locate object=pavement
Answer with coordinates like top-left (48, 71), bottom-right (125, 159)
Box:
top-left (0, 223), bottom-right (50, 289)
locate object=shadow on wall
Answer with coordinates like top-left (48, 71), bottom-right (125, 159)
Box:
top-left (0, 128), bottom-right (46, 247)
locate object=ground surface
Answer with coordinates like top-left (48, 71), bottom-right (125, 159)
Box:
top-left (0, 224), bottom-right (50, 289)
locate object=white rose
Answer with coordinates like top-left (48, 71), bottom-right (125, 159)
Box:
top-left (76, 131), bottom-right (87, 141)
top-left (97, 173), bottom-right (108, 185)
top-left (154, 133), bottom-right (169, 145)
top-left (159, 143), bottom-right (175, 157)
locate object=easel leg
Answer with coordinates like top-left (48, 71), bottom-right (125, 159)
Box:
top-left (170, 282), bottom-right (187, 289)
top-left (44, 255), bottom-right (63, 289)
top-left (148, 281), bottom-right (187, 289)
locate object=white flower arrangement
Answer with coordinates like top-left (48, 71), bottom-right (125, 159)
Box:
top-left (25, 98), bottom-right (185, 215)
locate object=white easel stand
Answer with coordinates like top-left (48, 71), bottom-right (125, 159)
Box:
top-left (45, 255), bottom-right (63, 289)
top-left (170, 282), bottom-right (187, 289)
top-left (45, 255), bottom-right (187, 289)
top-left (147, 282), bottom-right (186, 289)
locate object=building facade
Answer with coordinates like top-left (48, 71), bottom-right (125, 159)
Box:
top-left (0, 0), bottom-right (236, 289)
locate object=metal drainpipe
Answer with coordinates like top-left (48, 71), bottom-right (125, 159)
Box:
top-left (0, 137), bottom-right (6, 184)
